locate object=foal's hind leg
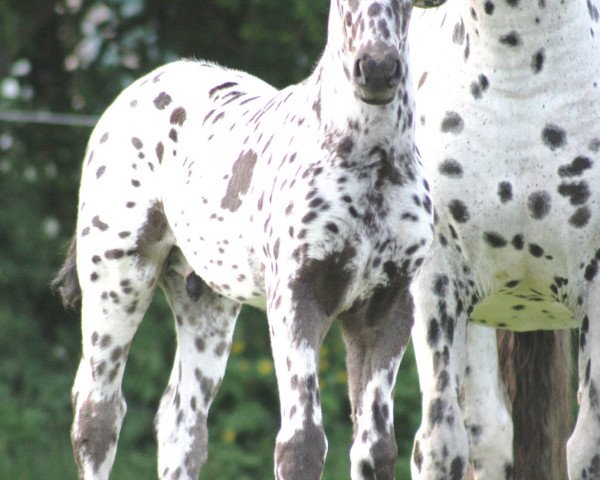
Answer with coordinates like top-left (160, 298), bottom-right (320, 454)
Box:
top-left (340, 286), bottom-right (413, 480)
top-left (462, 324), bottom-right (513, 479)
top-left (71, 237), bottom-right (170, 479)
top-left (155, 248), bottom-right (240, 480)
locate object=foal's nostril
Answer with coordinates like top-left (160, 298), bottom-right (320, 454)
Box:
top-left (382, 58), bottom-right (400, 83)
top-left (353, 57), bottom-right (365, 84)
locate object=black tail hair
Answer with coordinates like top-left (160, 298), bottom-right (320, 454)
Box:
top-left (497, 330), bottom-right (573, 480)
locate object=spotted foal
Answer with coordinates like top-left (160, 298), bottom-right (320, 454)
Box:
top-left (54, 1), bottom-right (434, 478)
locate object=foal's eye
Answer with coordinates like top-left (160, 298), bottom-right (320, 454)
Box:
top-left (412, 0), bottom-right (447, 8)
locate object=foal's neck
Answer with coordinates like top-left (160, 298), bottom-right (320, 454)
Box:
top-left (305, 44), bottom-right (414, 155)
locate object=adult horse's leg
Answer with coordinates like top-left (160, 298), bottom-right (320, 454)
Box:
top-left (567, 307), bottom-right (599, 480)
top-left (463, 324), bottom-right (513, 479)
top-left (410, 255), bottom-right (470, 480)
top-left (340, 283), bottom-right (413, 480)
top-left (70, 221), bottom-right (172, 479)
top-left (155, 247), bottom-right (240, 480)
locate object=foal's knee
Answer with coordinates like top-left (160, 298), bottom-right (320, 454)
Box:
top-left (275, 423), bottom-right (327, 480)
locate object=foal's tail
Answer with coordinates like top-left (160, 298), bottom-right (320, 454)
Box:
top-left (51, 235), bottom-right (82, 309)
top-left (497, 330), bottom-right (573, 480)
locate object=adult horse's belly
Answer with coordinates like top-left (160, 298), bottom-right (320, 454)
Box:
top-left (470, 276), bottom-right (578, 331)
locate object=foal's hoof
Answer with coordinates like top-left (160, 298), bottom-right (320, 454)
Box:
top-left (185, 271), bottom-right (205, 301)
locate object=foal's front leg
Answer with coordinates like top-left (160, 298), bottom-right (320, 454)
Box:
top-left (268, 263), bottom-right (334, 480)
top-left (340, 284), bottom-right (413, 480)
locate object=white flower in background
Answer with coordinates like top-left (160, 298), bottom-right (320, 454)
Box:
top-left (0, 133), bottom-right (13, 151)
top-left (23, 165), bottom-right (38, 183)
top-left (43, 217), bottom-right (61, 239)
top-left (1, 78), bottom-right (20, 99)
top-left (10, 58), bottom-right (31, 77)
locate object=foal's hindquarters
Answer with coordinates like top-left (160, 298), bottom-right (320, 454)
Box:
top-left (409, 1), bottom-right (600, 479)
top-left (58, 1), bottom-right (436, 479)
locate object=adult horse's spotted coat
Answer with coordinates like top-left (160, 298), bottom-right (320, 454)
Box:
top-left (53, 1), bottom-right (435, 479)
top-left (409, 0), bottom-right (600, 479)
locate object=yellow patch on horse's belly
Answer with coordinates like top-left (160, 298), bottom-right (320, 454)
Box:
top-left (469, 283), bottom-right (578, 332)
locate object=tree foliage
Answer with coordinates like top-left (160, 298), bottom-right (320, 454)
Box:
top-left (0, 1), bottom-right (422, 478)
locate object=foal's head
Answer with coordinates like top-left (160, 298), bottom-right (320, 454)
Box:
top-left (330, 0), bottom-right (445, 105)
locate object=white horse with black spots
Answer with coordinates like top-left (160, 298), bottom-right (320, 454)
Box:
top-left (53, 0), bottom-right (437, 479)
top-left (409, 0), bottom-right (600, 479)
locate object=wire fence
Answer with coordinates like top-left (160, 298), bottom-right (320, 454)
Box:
top-left (0, 110), bottom-right (98, 128)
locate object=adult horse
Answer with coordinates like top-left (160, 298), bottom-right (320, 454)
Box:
top-left (409, 0), bottom-right (596, 478)
top-left (53, 0), bottom-right (436, 478)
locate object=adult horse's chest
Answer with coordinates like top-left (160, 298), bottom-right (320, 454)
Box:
top-left (411, 5), bottom-right (600, 330)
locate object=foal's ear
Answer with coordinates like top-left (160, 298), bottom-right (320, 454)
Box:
top-left (413, 0), bottom-right (447, 8)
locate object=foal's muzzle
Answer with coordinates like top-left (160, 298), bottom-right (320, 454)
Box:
top-left (353, 44), bottom-right (402, 105)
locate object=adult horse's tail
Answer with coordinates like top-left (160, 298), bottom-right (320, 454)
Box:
top-left (497, 330), bottom-right (573, 480)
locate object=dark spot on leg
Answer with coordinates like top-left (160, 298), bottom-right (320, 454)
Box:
top-left (72, 395), bottom-right (122, 473)
top-left (448, 199), bottom-right (469, 223)
top-left (450, 456), bottom-right (465, 480)
top-left (498, 181), bottom-right (513, 203)
top-left (104, 249), bottom-right (125, 260)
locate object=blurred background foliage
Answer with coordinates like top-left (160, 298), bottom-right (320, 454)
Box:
top-left (0, 0), bottom-right (422, 478)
